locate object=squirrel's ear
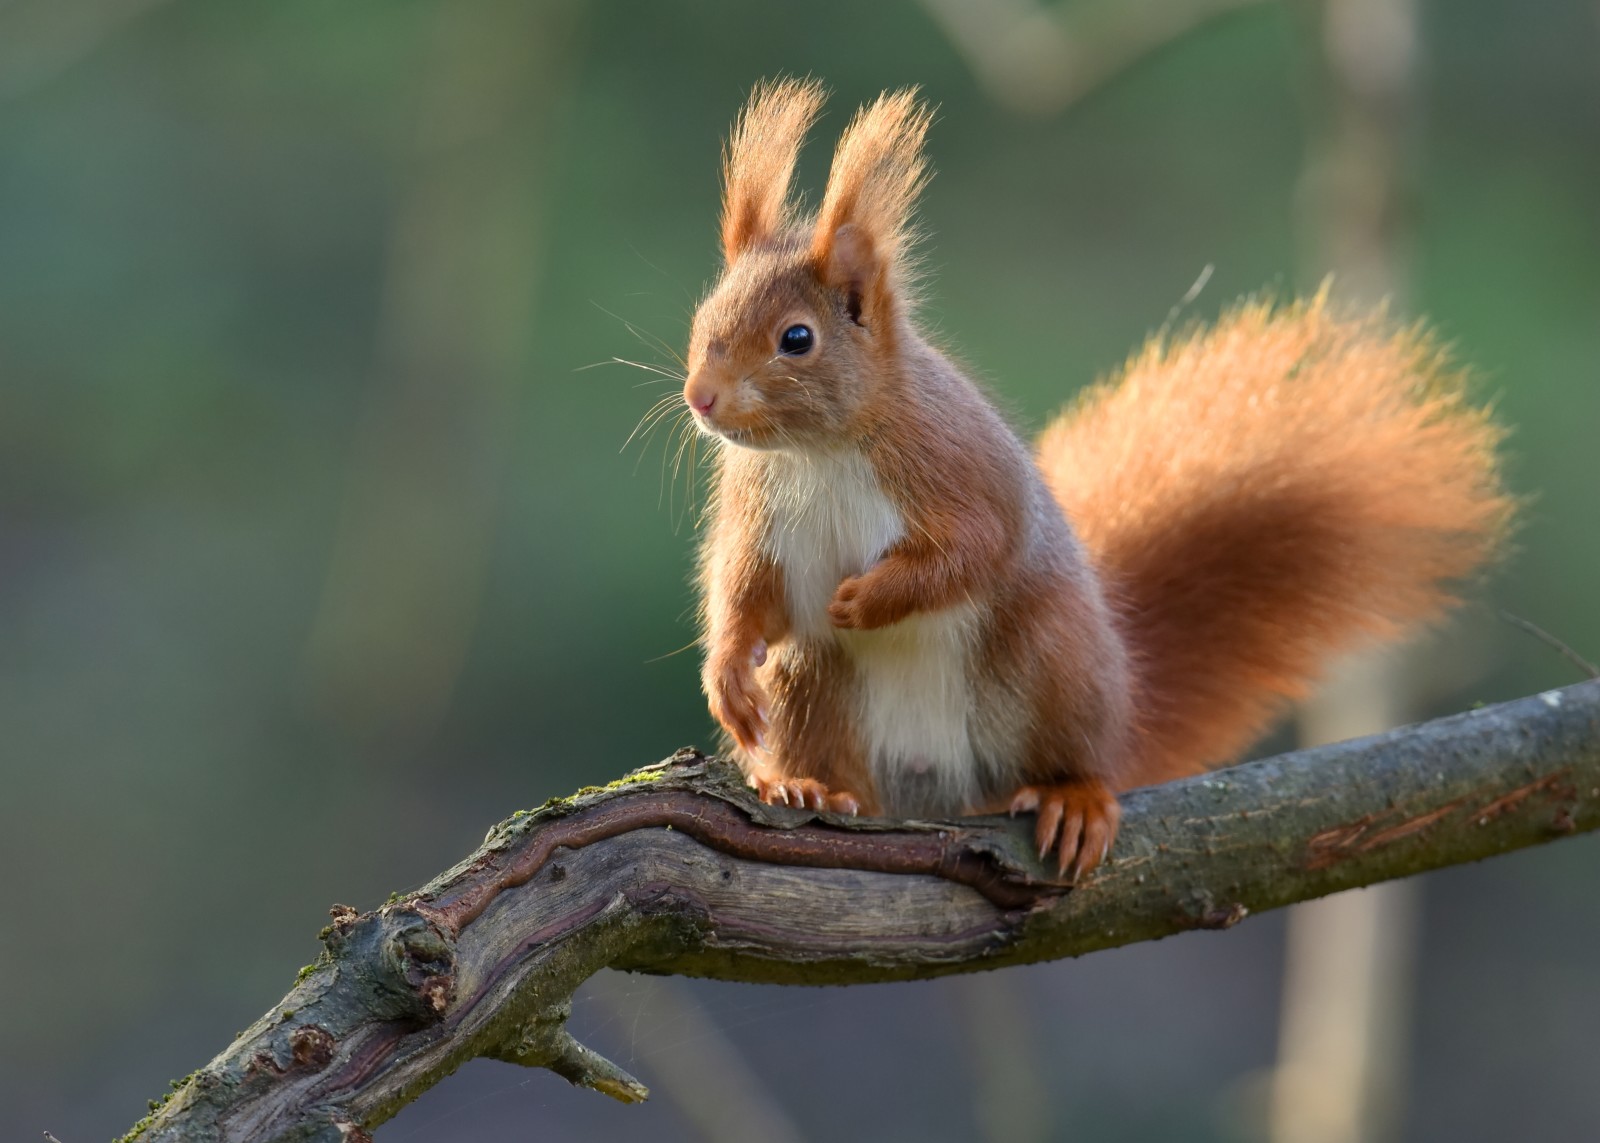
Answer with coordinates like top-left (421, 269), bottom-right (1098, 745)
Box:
top-left (721, 78), bottom-right (826, 261)
top-left (811, 89), bottom-right (932, 329)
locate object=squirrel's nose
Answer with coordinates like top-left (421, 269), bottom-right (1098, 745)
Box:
top-left (685, 377), bottom-right (718, 417)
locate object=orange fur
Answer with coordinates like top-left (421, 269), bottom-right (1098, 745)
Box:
top-left (677, 82), bottom-right (1511, 879)
top-left (720, 78), bottom-right (825, 261)
top-left (810, 88), bottom-right (932, 331)
top-left (1039, 294), bottom-right (1514, 788)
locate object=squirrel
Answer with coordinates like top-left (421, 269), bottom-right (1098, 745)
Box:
top-left (678, 78), bottom-right (1512, 881)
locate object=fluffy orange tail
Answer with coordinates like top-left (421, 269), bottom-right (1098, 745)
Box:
top-left (1038, 294), bottom-right (1514, 788)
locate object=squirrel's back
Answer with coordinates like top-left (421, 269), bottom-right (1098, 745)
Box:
top-left (1039, 294), bottom-right (1513, 788)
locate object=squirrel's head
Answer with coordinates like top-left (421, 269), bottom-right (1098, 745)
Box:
top-left (683, 79), bottom-right (931, 450)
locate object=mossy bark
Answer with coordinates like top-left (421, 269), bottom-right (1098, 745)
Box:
top-left (124, 681), bottom-right (1600, 1142)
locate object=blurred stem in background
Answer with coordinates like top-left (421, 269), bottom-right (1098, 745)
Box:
top-left (585, 973), bottom-right (809, 1143)
top-left (303, 0), bottom-right (581, 757)
top-left (917, 0), bottom-right (1268, 115)
top-left (1275, 1), bottom-right (1420, 1142)
top-left (930, 0), bottom-right (1444, 1136)
top-left (0, 0), bottom-right (173, 103)
top-left (919, 2), bottom-right (1298, 1137)
top-left (953, 973), bottom-right (1052, 1143)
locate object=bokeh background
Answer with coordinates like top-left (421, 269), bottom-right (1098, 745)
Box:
top-left (3, 0), bottom-right (1597, 1140)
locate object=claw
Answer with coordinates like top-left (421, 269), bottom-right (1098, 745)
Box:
top-left (1010, 781), bottom-right (1121, 882)
top-left (749, 773), bottom-right (865, 818)
top-left (1057, 811), bottom-right (1085, 879)
top-left (826, 791), bottom-right (861, 816)
top-left (1034, 798), bottom-right (1064, 860)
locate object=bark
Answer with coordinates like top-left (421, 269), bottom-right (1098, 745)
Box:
top-left (122, 681), bottom-right (1600, 1142)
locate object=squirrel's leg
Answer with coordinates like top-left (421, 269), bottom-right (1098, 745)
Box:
top-left (996, 583), bottom-right (1132, 882)
top-left (702, 548), bottom-right (787, 754)
top-left (741, 639), bottom-right (873, 816)
top-left (704, 631), bottom-right (770, 755)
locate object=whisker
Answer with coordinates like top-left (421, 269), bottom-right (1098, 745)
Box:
top-left (578, 356), bottom-right (686, 383)
top-left (670, 415), bottom-right (697, 487)
top-left (778, 375), bottom-right (824, 415)
top-left (657, 410), bottom-right (697, 510)
top-left (589, 301), bottom-right (689, 370)
top-left (617, 357), bottom-right (687, 381)
top-left (643, 636), bottom-right (702, 664)
top-left (685, 428), bottom-right (705, 531)
top-left (630, 418), bottom-right (677, 477)
top-left (657, 414), bottom-right (678, 509)
top-left (627, 398), bottom-right (678, 435)
top-left (632, 407), bottom-right (689, 472)
top-left (622, 394), bottom-right (685, 452)
top-left (666, 413), bottom-right (715, 534)
top-left (624, 410), bottom-right (687, 472)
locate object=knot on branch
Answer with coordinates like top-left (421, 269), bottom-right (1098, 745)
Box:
top-left (379, 910), bottom-right (457, 1017)
top-left (288, 1026), bottom-right (337, 1071)
top-left (320, 906), bottom-right (459, 1022)
top-left (1166, 888), bottom-right (1250, 931)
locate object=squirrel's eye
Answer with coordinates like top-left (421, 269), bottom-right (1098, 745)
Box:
top-left (779, 324), bottom-right (815, 356)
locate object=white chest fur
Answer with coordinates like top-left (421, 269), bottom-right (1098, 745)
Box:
top-left (762, 449), bottom-right (982, 815)
top-left (763, 449), bottom-right (904, 636)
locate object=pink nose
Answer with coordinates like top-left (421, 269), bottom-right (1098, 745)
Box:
top-left (685, 378), bottom-right (718, 416)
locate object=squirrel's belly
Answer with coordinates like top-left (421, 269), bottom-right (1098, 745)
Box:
top-left (763, 448), bottom-right (1012, 815)
top-left (839, 605), bottom-right (985, 817)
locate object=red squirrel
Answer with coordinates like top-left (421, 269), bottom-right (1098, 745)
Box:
top-left (679, 79), bottom-right (1511, 880)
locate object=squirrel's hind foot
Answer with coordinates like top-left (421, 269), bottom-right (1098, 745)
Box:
top-left (1009, 780), bottom-right (1121, 883)
top-left (747, 770), bottom-right (862, 816)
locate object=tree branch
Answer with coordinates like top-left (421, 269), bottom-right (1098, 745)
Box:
top-left (123, 681), bottom-right (1600, 1142)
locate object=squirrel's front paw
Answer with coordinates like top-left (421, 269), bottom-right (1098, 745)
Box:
top-left (828, 574), bottom-right (903, 630)
top-left (704, 650), bottom-right (768, 753)
top-left (748, 770), bottom-right (861, 816)
top-left (1009, 780), bottom-right (1122, 882)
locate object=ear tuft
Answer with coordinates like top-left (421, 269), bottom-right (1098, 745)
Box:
top-left (721, 77), bottom-right (827, 261)
top-left (810, 89), bottom-right (933, 322)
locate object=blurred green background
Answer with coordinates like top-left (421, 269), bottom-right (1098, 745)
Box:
top-left (2, 0), bottom-right (1596, 1140)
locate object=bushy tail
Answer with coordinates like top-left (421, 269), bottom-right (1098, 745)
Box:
top-left (1038, 294), bottom-right (1514, 787)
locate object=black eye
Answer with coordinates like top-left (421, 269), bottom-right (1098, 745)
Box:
top-left (779, 324), bottom-right (814, 356)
